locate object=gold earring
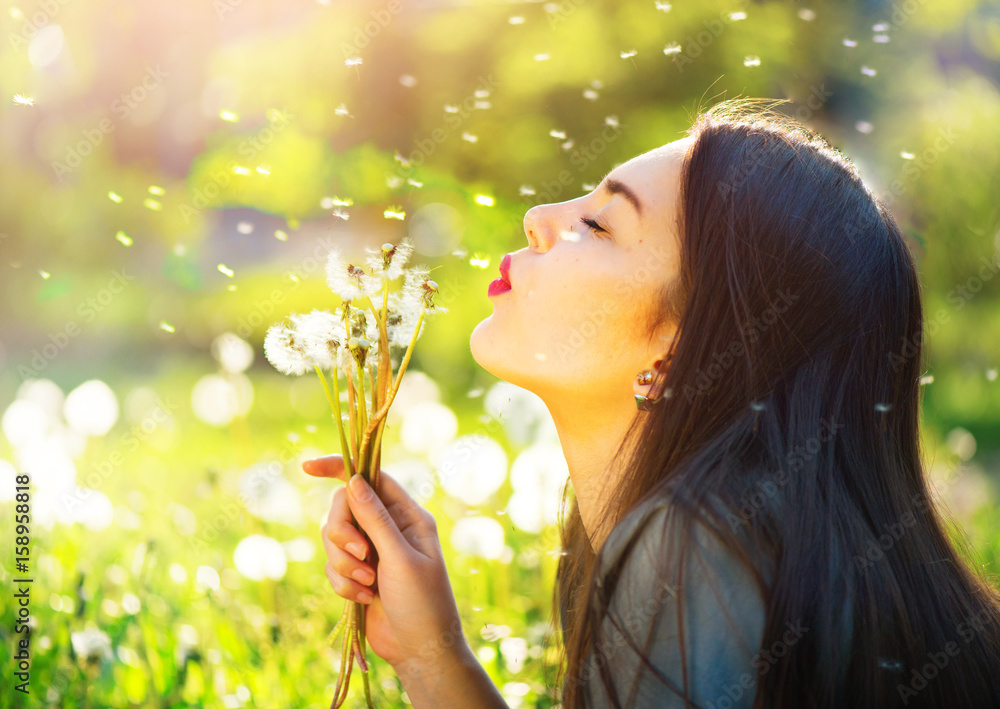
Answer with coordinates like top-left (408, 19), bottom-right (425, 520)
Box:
top-left (636, 370), bottom-right (654, 385)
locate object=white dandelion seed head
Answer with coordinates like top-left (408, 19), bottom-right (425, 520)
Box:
top-left (290, 310), bottom-right (342, 370)
top-left (326, 249), bottom-right (371, 302)
top-left (364, 238), bottom-right (415, 282)
top-left (263, 323), bottom-right (313, 376)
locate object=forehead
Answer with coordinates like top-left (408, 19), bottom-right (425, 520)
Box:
top-left (606, 137), bottom-right (694, 217)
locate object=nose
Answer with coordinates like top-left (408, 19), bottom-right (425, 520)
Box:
top-left (523, 203), bottom-right (564, 252)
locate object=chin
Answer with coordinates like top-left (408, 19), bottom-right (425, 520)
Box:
top-left (470, 316), bottom-right (524, 385)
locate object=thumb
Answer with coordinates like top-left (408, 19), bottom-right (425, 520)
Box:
top-left (346, 474), bottom-right (409, 560)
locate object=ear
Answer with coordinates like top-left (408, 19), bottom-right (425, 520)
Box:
top-left (633, 319), bottom-right (677, 395)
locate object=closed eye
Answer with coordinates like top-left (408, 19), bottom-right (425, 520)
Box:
top-left (579, 216), bottom-right (610, 235)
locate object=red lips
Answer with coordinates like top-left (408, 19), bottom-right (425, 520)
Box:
top-left (488, 253), bottom-right (512, 297)
top-left (499, 253), bottom-right (511, 286)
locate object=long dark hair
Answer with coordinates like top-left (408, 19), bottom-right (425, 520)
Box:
top-left (552, 98), bottom-right (1000, 708)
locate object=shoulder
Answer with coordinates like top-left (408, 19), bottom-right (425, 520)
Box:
top-left (579, 494), bottom-right (768, 708)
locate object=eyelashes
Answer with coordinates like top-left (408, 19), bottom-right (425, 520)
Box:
top-left (579, 216), bottom-right (610, 236)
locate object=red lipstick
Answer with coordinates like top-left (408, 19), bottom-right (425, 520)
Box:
top-left (488, 253), bottom-right (512, 297)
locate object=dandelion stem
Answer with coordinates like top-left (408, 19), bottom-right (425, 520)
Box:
top-left (359, 305), bottom-right (426, 457)
top-left (316, 367), bottom-right (354, 479)
top-left (346, 377), bottom-right (359, 469)
top-left (327, 611), bottom-right (348, 648)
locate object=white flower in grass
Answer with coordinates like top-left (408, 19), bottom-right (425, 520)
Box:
top-left (71, 627), bottom-right (112, 666)
top-left (364, 239), bottom-right (415, 282)
top-left (291, 310), bottom-right (342, 370)
top-left (263, 324), bottom-right (312, 375)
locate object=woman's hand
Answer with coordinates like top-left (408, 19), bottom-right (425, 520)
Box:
top-left (303, 455), bottom-right (468, 671)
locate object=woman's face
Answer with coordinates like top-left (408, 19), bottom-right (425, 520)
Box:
top-left (470, 136), bottom-right (693, 406)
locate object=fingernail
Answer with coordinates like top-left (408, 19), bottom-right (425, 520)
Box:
top-left (357, 591), bottom-right (374, 604)
top-left (346, 542), bottom-right (367, 561)
top-left (348, 474), bottom-right (373, 502)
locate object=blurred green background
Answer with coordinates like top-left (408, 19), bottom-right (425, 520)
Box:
top-left (1, 0), bottom-right (999, 706)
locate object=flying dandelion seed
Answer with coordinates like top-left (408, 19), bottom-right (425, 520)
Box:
top-left (663, 42), bottom-right (682, 55)
top-left (919, 374), bottom-right (934, 385)
top-left (519, 185), bottom-right (535, 196)
top-left (655, 1), bottom-right (672, 11)
top-left (475, 195), bottom-right (495, 207)
top-left (288, 272), bottom-right (300, 283)
top-left (534, 53), bottom-right (550, 61)
top-left (13, 94), bottom-right (35, 106)
top-left (474, 88), bottom-right (490, 99)
top-left (583, 88), bottom-right (599, 100)
top-left (399, 74), bottom-right (417, 87)
top-left (843, 38), bottom-right (857, 47)
top-left (620, 49), bottom-right (638, 59)
top-left (256, 165), bottom-right (270, 175)
top-left (729, 11), bottom-right (747, 20)
top-left (108, 191), bottom-right (123, 203)
top-left (582, 182), bottom-right (596, 191)
top-left (115, 231), bottom-right (132, 246)
top-left (750, 401), bottom-right (766, 411)
top-left (561, 139), bottom-right (574, 151)
top-left (159, 321), bottom-right (175, 333)
top-left (332, 196), bottom-right (353, 206)
top-left (560, 229), bottom-right (580, 242)
top-left (462, 132), bottom-right (478, 143)
top-left (798, 8), bottom-right (816, 20)
top-left (218, 264), bottom-right (235, 277)
top-left (148, 185), bottom-right (165, 195)
top-left (604, 115), bottom-right (620, 128)
top-left (855, 121), bottom-right (874, 134)
top-left (444, 104), bottom-right (459, 114)
top-left (345, 56), bottom-right (362, 67)
top-left (335, 103), bottom-right (351, 117)
top-left (39, 270), bottom-right (50, 279)
top-left (383, 207), bottom-right (406, 220)
top-left (228, 284), bottom-right (237, 292)
top-left (509, 15), bottom-right (524, 24)
top-left (274, 230), bottom-right (288, 241)
top-left (407, 178), bottom-right (423, 188)
top-left (549, 129), bottom-right (567, 139)
top-left (386, 175), bottom-right (403, 189)
top-left (901, 151), bottom-right (915, 159)
top-left (143, 198), bottom-right (162, 211)
top-left (332, 209), bottom-right (350, 220)
top-left (232, 166), bottom-right (250, 175)
top-left (875, 403), bottom-right (892, 413)
top-left (861, 66), bottom-right (877, 76)
top-left (470, 255), bottom-right (490, 268)
top-left (237, 221), bottom-right (254, 235)
top-left (873, 34), bottom-right (890, 43)
top-left (474, 100), bottom-right (491, 110)
top-left (986, 368), bottom-right (997, 381)
top-left (220, 110), bottom-right (239, 122)
top-left (873, 22), bottom-right (889, 31)
top-left (744, 55), bottom-right (761, 67)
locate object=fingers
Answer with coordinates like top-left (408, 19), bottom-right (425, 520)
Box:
top-left (323, 528), bottom-right (375, 586)
top-left (325, 488), bottom-right (370, 560)
top-left (302, 454), bottom-right (347, 481)
top-left (344, 474), bottom-right (416, 560)
top-left (324, 561), bottom-right (374, 605)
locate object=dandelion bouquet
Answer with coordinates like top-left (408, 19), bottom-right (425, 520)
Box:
top-left (263, 238), bottom-right (443, 708)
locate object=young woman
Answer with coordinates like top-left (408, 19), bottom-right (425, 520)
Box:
top-left (303, 98), bottom-right (1000, 708)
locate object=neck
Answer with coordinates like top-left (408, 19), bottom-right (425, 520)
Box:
top-left (540, 391), bottom-right (639, 552)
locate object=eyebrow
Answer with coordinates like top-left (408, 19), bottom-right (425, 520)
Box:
top-left (600, 176), bottom-right (644, 217)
